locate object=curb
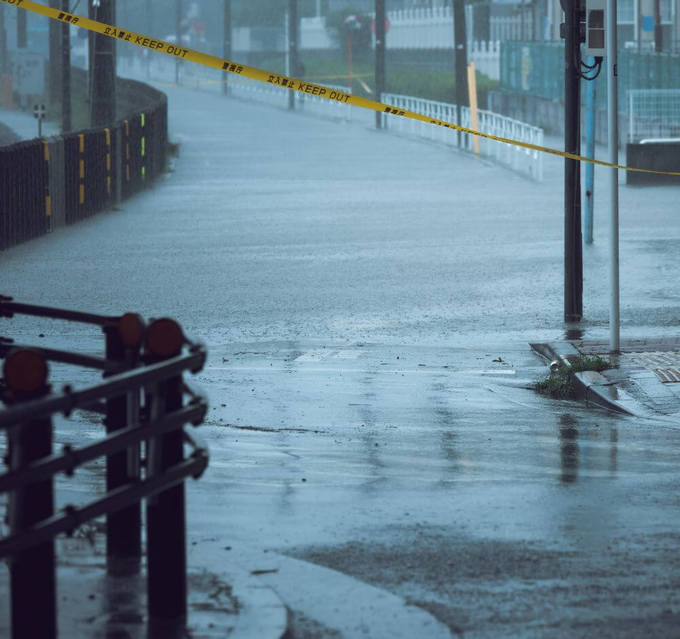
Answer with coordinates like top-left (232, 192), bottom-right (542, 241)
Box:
top-left (530, 342), bottom-right (645, 416)
top-left (188, 540), bottom-right (290, 639)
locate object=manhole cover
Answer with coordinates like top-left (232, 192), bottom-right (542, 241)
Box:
top-left (629, 351), bottom-right (680, 383)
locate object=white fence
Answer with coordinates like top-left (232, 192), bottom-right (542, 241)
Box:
top-left (628, 89), bottom-right (680, 142)
top-left (228, 78), bottom-right (353, 122)
top-left (382, 93), bottom-right (544, 181)
top-left (296, 13), bottom-right (501, 80)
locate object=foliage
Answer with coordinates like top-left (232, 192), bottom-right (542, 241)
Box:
top-left (325, 9), bottom-right (373, 57)
top-left (535, 355), bottom-right (616, 399)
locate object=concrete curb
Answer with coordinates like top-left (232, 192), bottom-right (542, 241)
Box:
top-left (530, 342), bottom-right (646, 416)
top-left (0, 537), bottom-right (290, 639)
top-left (188, 540), bottom-right (290, 639)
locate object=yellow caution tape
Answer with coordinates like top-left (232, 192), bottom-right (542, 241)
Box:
top-left (4, 0), bottom-right (680, 177)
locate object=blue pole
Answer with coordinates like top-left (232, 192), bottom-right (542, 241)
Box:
top-left (584, 57), bottom-right (596, 244)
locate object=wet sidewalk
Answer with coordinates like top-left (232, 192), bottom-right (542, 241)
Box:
top-left (0, 536), bottom-right (289, 639)
top-left (532, 337), bottom-right (680, 419)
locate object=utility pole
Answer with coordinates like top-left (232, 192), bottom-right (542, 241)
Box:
top-left (145, 0), bottom-right (151, 78)
top-left (223, 0), bottom-right (231, 95)
top-left (561, 0), bottom-right (583, 322)
top-left (288, 0), bottom-right (298, 110)
top-left (653, 0), bottom-right (663, 50)
top-left (453, 0), bottom-right (469, 144)
top-left (17, 3), bottom-right (26, 48)
top-left (176, 0), bottom-right (182, 84)
top-left (48, 1), bottom-right (61, 107)
top-left (1, 5), bottom-right (8, 75)
top-left (375, 0), bottom-right (385, 128)
top-left (61, 0), bottom-right (71, 132)
top-left (90, 0), bottom-right (116, 127)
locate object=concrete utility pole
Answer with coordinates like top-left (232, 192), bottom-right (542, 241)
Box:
top-left (288, 0), bottom-right (298, 110)
top-left (223, 0), bottom-right (231, 95)
top-left (17, 3), bottom-right (26, 48)
top-left (561, 0), bottom-right (583, 322)
top-left (61, 0), bottom-right (71, 132)
top-left (48, 1), bottom-right (61, 107)
top-left (375, 0), bottom-right (386, 128)
top-left (0, 6), bottom-right (8, 76)
top-left (453, 0), bottom-right (469, 143)
top-left (176, 0), bottom-right (182, 84)
top-left (653, 0), bottom-right (663, 50)
top-left (90, 0), bottom-right (116, 127)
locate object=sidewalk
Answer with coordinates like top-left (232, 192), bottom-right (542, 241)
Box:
top-left (532, 337), bottom-right (680, 419)
top-left (0, 536), bottom-right (289, 639)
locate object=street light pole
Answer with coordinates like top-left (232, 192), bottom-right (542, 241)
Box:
top-left (288, 0), bottom-right (298, 110)
top-left (453, 0), bottom-right (469, 146)
top-left (61, 0), bottom-right (71, 132)
top-left (375, 0), bottom-right (385, 129)
top-left (176, 0), bottom-right (182, 84)
top-left (607, 0), bottom-right (620, 351)
top-left (223, 0), bottom-right (231, 95)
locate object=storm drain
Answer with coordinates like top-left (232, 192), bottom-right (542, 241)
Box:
top-left (629, 351), bottom-right (680, 383)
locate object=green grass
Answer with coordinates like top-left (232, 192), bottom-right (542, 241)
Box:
top-left (298, 51), bottom-right (499, 105)
top-left (535, 355), bottom-right (616, 399)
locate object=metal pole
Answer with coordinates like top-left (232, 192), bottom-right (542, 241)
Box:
top-left (17, 5), bottom-right (26, 48)
top-left (654, 0), bottom-right (663, 50)
top-left (288, 0), bottom-right (298, 110)
top-left (584, 57), bottom-right (596, 244)
top-left (3, 351), bottom-right (56, 639)
top-left (146, 320), bottom-right (187, 624)
top-left (61, 0), bottom-right (71, 133)
top-left (0, 6), bottom-right (6, 76)
top-left (48, 1), bottom-right (61, 107)
top-left (375, 0), bottom-right (385, 128)
top-left (563, 0), bottom-right (583, 322)
top-left (175, 0), bottom-right (182, 84)
top-left (146, 0), bottom-right (152, 78)
top-left (453, 0), bottom-right (469, 147)
top-left (103, 325), bottom-right (141, 573)
top-left (607, 0), bottom-right (620, 351)
top-left (223, 0), bottom-right (231, 95)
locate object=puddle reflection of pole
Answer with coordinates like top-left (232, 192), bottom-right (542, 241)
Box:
top-left (609, 426), bottom-right (618, 475)
top-left (559, 415), bottom-right (579, 483)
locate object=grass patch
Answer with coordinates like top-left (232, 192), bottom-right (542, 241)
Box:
top-left (535, 355), bottom-right (616, 399)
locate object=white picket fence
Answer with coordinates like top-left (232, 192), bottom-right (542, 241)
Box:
top-left (382, 93), bottom-right (544, 181)
top-left (227, 77), bottom-right (353, 122)
top-left (296, 13), bottom-right (500, 80)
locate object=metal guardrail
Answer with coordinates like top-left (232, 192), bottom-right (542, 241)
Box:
top-left (382, 93), bottom-right (544, 181)
top-left (0, 296), bottom-right (208, 638)
top-left (0, 78), bottom-right (168, 251)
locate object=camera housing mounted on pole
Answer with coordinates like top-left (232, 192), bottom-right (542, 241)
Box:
top-left (585, 0), bottom-right (606, 59)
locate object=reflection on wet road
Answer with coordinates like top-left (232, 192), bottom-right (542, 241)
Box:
top-left (187, 340), bottom-right (680, 637)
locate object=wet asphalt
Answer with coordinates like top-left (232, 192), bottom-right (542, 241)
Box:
top-left (2, 76), bottom-right (680, 637)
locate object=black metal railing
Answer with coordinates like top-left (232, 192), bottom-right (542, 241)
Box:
top-left (0, 296), bottom-right (208, 639)
top-left (0, 79), bottom-right (168, 250)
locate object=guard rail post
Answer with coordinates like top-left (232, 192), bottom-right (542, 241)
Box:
top-left (145, 318), bottom-right (188, 625)
top-left (103, 314), bottom-right (144, 573)
top-left (2, 349), bottom-right (56, 639)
